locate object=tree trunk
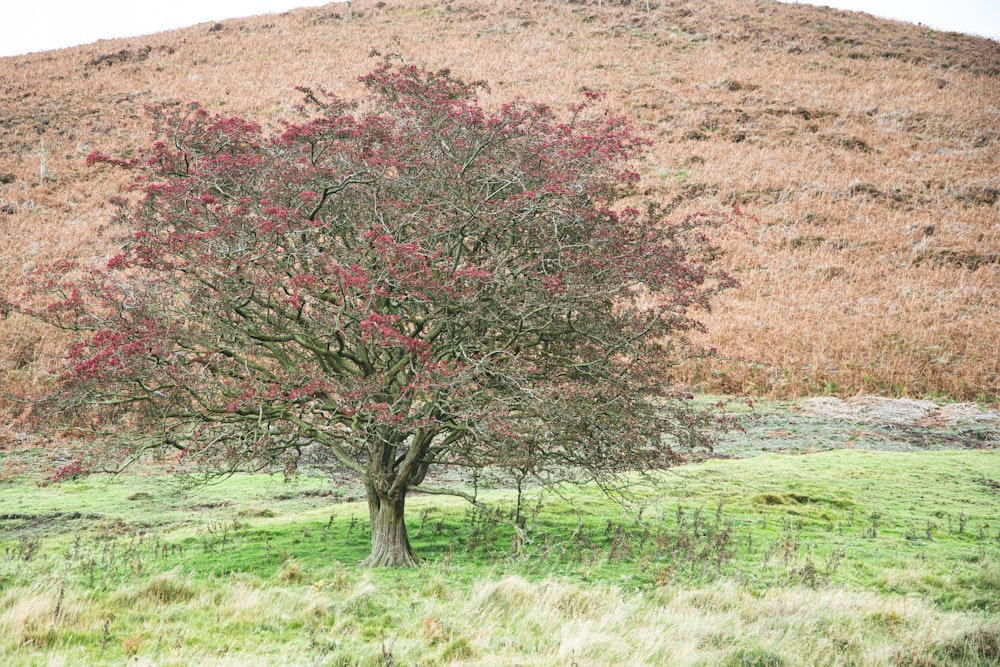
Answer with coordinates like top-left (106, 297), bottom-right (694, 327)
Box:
top-left (360, 487), bottom-right (420, 568)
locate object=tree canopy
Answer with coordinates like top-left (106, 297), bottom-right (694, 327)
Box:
top-left (12, 63), bottom-right (736, 566)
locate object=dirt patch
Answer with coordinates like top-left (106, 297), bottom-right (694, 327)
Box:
top-left (716, 396), bottom-right (1000, 458)
top-left (797, 396), bottom-right (1000, 427)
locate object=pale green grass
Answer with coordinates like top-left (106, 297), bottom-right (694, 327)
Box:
top-left (2, 571), bottom-right (997, 665)
top-left (1, 446), bottom-right (998, 665)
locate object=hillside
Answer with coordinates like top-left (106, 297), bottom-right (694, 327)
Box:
top-left (1, 0), bottom-right (998, 413)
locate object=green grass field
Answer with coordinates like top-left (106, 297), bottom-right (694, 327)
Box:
top-left (1, 400), bottom-right (998, 665)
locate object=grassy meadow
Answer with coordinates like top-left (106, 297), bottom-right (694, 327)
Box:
top-left (2, 400), bottom-right (998, 665)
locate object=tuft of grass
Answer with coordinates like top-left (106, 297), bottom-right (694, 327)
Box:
top-left (440, 634), bottom-right (477, 662)
top-left (278, 559), bottom-right (302, 584)
top-left (136, 573), bottom-right (195, 605)
top-left (721, 647), bottom-right (788, 667)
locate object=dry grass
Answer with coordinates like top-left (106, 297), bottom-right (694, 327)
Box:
top-left (2, 572), bottom-right (997, 665)
top-left (1, 0), bottom-right (998, 409)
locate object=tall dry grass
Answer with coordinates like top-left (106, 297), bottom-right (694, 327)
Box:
top-left (1, 0), bottom-right (998, 409)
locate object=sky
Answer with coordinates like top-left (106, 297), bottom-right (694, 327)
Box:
top-left (0, 0), bottom-right (334, 59)
top-left (777, 0), bottom-right (1000, 41)
top-left (0, 0), bottom-right (998, 59)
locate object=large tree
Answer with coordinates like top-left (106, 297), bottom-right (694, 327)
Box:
top-left (12, 63), bottom-right (736, 567)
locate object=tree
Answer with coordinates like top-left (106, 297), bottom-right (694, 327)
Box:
top-left (11, 63), bottom-right (736, 567)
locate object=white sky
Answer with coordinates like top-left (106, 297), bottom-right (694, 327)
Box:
top-left (777, 0), bottom-right (1000, 41)
top-left (0, 0), bottom-right (997, 59)
top-left (0, 0), bottom-right (335, 58)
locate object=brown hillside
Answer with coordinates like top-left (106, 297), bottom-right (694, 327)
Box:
top-left (1, 0), bottom-right (998, 411)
